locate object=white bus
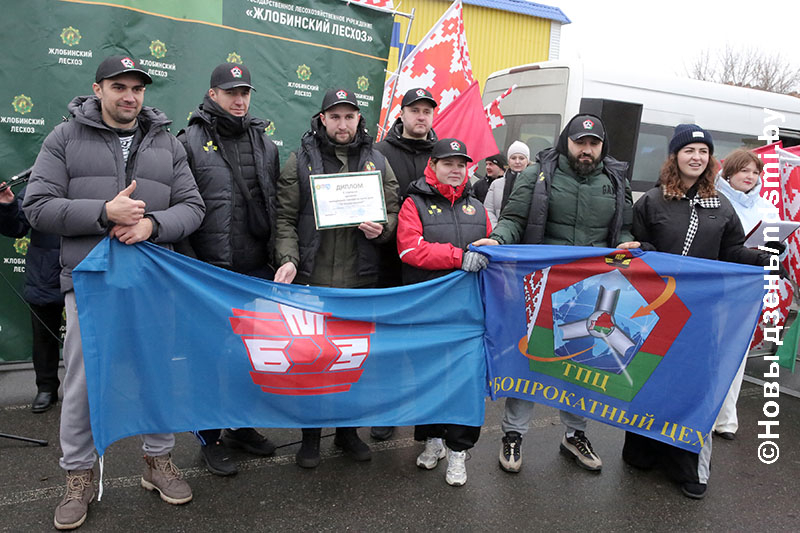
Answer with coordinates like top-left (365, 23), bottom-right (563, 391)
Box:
top-left (482, 60), bottom-right (800, 194)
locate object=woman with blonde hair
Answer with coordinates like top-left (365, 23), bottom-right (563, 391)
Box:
top-left (714, 148), bottom-right (785, 440)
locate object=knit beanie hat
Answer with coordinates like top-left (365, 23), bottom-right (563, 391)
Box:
top-left (668, 124), bottom-right (714, 155)
top-left (507, 140), bottom-right (530, 160)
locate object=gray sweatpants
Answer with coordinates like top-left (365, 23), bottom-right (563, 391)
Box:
top-left (501, 397), bottom-right (587, 435)
top-left (59, 290), bottom-right (174, 471)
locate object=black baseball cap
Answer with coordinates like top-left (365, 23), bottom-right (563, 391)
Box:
top-left (321, 88), bottom-right (359, 112)
top-left (95, 55), bottom-right (152, 84)
top-left (567, 114), bottom-right (605, 141)
top-left (431, 138), bottom-right (473, 162)
top-left (401, 88), bottom-right (437, 108)
top-left (485, 153), bottom-right (507, 168)
top-left (210, 63), bottom-right (255, 90)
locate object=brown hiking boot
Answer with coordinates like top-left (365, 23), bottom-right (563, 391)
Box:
top-left (141, 453), bottom-right (193, 505)
top-left (54, 469), bottom-right (94, 530)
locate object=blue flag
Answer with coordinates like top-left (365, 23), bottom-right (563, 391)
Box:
top-left (73, 238), bottom-right (487, 456)
top-left (479, 245), bottom-right (765, 452)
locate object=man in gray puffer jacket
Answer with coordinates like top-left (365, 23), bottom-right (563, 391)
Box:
top-left (23, 55), bottom-right (204, 531)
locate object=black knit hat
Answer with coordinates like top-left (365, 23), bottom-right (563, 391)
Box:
top-left (485, 153), bottom-right (507, 168)
top-left (669, 124), bottom-right (714, 155)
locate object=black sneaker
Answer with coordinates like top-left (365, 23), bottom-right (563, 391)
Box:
top-left (560, 431), bottom-right (602, 471)
top-left (223, 428), bottom-right (276, 456)
top-left (713, 430), bottom-right (735, 441)
top-left (334, 428), bottom-right (371, 462)
top-left (200, 440), bottom-right (237, 476)
top-left (681, 482), bottom-right (707, 499)
top-left (499, 432), bottom-right (522, 473)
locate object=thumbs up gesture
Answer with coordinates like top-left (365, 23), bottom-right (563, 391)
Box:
top-left (105, 180), bottom-right (146, 226)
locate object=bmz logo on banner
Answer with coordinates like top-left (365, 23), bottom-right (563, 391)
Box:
top-left (229, 305), bottom-right (375, 395)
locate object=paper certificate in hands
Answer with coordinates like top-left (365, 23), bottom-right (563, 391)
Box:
top-left (744, 220), bottom-right (800, 248)
top-left (310, 171), bottom-right (387, 229)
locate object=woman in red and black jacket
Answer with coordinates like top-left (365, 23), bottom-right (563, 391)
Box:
top-left (396, 138), bottom-right (491, 487)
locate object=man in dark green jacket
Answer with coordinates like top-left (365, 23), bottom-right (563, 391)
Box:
top-left (473, 114), bottom-right (639, 476)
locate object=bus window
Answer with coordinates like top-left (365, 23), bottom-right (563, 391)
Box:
top-left (631, 123), bottom-right (671, 191)
top-left (500, 114), bottom-right (561, 158)
top-left (707, 130), bottom-right (761, 160)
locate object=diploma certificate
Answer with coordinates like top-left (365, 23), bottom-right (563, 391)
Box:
top-left (310, 170), bottom-right (387, 229)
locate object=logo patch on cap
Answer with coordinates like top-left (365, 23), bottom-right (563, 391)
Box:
top-left (416, 89), bottom-right (426, 97)
top-left (583, 120), bottom-right (594, 130)
top-left (692, 131), bottom-right (704, 138)
top-left (230, 67), bottom-right (242, 78)
top-left (336, 90), bottom-right (347, 99)
top-left (121, 57), bottom-right (134, 69)
top-left (450, 141), bottom-right (461, 151)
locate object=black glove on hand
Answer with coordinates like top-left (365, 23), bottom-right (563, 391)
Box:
top-left (763, 241), bottom-right (786, 255)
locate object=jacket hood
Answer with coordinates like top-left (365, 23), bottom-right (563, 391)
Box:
top-left (556, 114), bottom-right (609, 160)
top-left (385, 117), bottom-right (437, 154)
top-left (186, 94), bottom-right (269, 136)
top-left (415, 164), bottom-right (468, 204)
top-left (715, 170), bottom-right (763, 208)
top-left (68, 95), bottom-right (171, 131)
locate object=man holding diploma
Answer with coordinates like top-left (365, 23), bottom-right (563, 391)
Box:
top-left (273, 88), bottom-right (400, 467)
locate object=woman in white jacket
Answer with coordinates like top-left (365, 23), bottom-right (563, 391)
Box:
top-left (714, 148), bottom-right (784, 440)
top-left (484, 141), bottom-right (530, 226)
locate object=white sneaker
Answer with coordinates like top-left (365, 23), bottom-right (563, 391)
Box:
top-left (445, 448), bottom-right (467, 486)
top-left (416, 438), bottom-right (446, 469)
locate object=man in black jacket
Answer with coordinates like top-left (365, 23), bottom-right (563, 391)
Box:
top-left (177, 63), bottom-right (279, 477)
top-left (375, 88), bottom-right (438, 197)
top-left (0, 184), bottom-right (64, 414)
top-left (372, 88), bottom-right (438, 438)
top-left (374, 90), bottom-right (437, 291)
top-left (472, 153), bottom-right (507, 203)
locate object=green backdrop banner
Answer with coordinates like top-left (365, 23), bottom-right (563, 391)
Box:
top-left (0, 0), bottom-right (393, 362)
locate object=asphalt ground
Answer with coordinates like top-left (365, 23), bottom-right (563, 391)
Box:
top-left (0, 363), bottom-right (798, 532)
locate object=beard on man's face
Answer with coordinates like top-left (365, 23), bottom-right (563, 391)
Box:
top-left (567, 151), bottom-right (600, 177)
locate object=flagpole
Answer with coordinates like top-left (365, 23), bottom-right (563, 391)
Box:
top-left (379, 7), bottom-right (415, 141)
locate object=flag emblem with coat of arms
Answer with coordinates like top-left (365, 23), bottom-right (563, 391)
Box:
top-left (522, 251), bottom-right (690, 401)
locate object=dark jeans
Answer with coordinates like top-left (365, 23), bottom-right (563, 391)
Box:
top-left (30, 301), bottom-right (63, 394)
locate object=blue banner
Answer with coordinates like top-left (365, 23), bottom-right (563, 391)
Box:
top-left (72, 238), bottom-right (486, 456)
top-left (479, 245), bottom-right (765, 453)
